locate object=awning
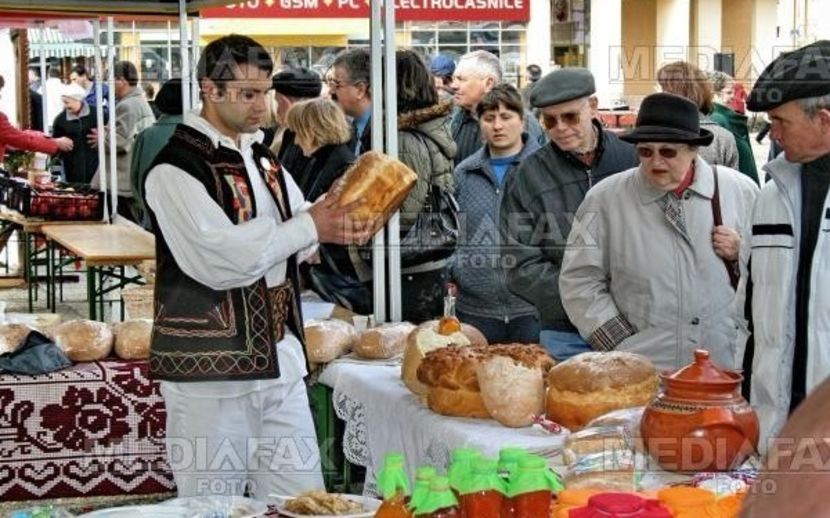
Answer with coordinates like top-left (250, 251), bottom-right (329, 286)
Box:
top-left (27, 27), bottom-right (105, 59)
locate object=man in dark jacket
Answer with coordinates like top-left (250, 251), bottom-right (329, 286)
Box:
top-left (500, 68), bottom-right (638, 360)
top-left (450, 50), bottom-right (546, 166)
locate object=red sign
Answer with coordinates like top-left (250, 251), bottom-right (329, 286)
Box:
top-left (201, 0), bottom-right (530, 22)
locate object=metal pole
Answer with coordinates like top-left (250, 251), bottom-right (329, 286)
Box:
top-left (107, 17), bottom-right (117, 220)
top-left (384, 0), bottom-right (402, 321)
top-left (92, 19), bottom-right (109, 221)
top-left (166, 20), bottom-right (173, 79)
top-left (37, 23), bottom-right (48, 134)
top-left (370, 0), bottom-right (386, 323)
top-left (191, 18), bottom-right (200, 109)
top-left (179, 0), bottom-right (192, 112)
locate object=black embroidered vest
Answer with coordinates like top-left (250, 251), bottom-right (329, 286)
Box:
top-left (144, 124), bottom-right (305, 382)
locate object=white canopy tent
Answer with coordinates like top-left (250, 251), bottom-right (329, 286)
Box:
top-left (0, 0), bottom-right (403, 321)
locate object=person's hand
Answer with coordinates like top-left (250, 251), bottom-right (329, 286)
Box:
top-left (308, 192), bottom-right (378, 245)
top-left (712, 225), bottom-right (740, 261)
top-left (87, 128), bottom-right (99, 147)
top-left (54, 137), bottom-right (74, 152)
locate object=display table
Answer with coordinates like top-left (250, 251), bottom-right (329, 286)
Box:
top-left (42, 223), bottom-right (155, 321)
top-left (317, 358), bottom-right (568, 495)
top-left (0, 360), bottom-right (175, 505)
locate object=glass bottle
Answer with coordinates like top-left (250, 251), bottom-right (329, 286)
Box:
top-left (497, 447), bottom-right (527, 518)
top-left (375, 453), bottom-right (413, 518)
top-left (409, 466), bottom-right (437, 513)
top-left (438, 282), bottom-right (461, 335)
top-left (458, 458), bottom-right (505, 518)
top-left (508, 455), bottom-right (563, 518)
top-left (417, 476), bottom-right (461, 518)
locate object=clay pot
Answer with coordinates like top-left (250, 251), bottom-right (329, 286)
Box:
top-left (641, 349), bottom-right (758, 472)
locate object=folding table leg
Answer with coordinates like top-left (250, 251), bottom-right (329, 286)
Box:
top-left (25, 232), bottom-right (34, 312)
top-left (87, 265), bottom-right (97, 320)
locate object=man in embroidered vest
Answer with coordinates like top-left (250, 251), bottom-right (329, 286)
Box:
top-left (143, 34), bottom-right (371, 498)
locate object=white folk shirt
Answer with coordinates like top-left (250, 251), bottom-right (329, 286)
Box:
top-left (145, 112), bottom-right (317, 398)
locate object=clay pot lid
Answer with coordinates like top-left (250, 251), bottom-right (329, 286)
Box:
top-left (663, 349), bottom-right (740, 384)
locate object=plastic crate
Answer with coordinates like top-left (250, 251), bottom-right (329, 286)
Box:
top-left (16, 182), bottom-right (104, 221)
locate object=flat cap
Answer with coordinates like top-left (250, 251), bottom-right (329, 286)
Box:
top-left (748, 40), bottom-right (830, 111)
top-left (272, 67), bottom-right (322, 99)
top-left (530, 67), bottom-right (595, 108)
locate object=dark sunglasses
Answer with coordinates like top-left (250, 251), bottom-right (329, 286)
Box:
top-left (541, 111), bottom-right (582, 128)
top-left (636, 146), bottom-right (680, 159)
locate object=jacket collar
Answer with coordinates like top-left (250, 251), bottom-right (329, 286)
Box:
top-left (459, 133), bottom-right (537, 179)
top-left (549, 118), bottom-right (607, 168)
top-left (636, 156), bottom-right (716, 204)
top-left (182, 110), bottom-right (264, 152)
top-left (763, 154), bottom-right (804, 205)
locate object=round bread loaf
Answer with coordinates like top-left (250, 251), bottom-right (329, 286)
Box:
top-left (53, 320), bottom-right (114, 362)
top-left (353, 322), bottom-right (416, 359)
top-left (401, 320), bottom-right (483, 395)
top-left (304, 319), bottom-right (357, 364)
top-left (478, 355), bottom-right (545, 427)
top-left (113, 319), bottom-right (153, 360)
top-left (418, 343), bottom-right (554, 420)
top-left (0, 323), bottom-right (35, 355)
top-left (546, 351), bottom-right (658, 431)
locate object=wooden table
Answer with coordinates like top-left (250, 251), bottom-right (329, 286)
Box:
top-left (0, 208), bottom-right (105, 311)
top-left (42, 223), bottom-right (155, 320)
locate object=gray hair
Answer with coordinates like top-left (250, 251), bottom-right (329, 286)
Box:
top-left (797, 93), bottom-right (830, 117)
top-left (708, 70), bottom-right (733, 92)
top-left (456, 50), bottom-right (502, 82)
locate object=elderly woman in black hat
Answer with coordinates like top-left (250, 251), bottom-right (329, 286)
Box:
top-left (558, 92), bottom-right (758, 371)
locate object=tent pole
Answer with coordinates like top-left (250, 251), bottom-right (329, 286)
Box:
top-left (37, 23), bottom-right (48, 134)
top-left (106, 16), bottom-right (117, 221)
top-left (93, 18), bottom-right (109, 222)
top-left (370, 0), bottom-right (386, 323)
top-left (384, 0), bottom-right (401, 322)
top-left (191, 17), bottom-right (200, 109)
top-left (179, 0), bottom-right (191, 112)
top-left (166, 20), bottom-right (173, 79)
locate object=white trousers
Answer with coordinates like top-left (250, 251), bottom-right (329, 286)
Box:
top-left (161, 377), bottom-right (324, 499)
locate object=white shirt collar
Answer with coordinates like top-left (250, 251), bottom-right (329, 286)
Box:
top-left (182, 110), bottom-right (264, 152)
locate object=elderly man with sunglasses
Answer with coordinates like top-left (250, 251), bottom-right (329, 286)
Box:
top-left (558, 93), bottom-right (758, 371)
top-left (500, 68), bottom-right (637, 360)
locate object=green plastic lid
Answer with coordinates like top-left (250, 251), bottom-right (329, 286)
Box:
top-left (460, 457), bottom-right (508, 496)
top-left (448, 448), bottom-right (480, 491)
top-left (377, 453), bottom-right (411, 500)
top-left (417, 476), bottom-right (459, 514)
top-left (498, 447), bottom-right (528, 477)
top-left (409, 466), bottom-right (437, 511)
top-left (506, 454), bottom-right (564, 498)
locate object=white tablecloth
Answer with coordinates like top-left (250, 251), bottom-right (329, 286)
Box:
top-left (317, 358), bottom-right (568, 495)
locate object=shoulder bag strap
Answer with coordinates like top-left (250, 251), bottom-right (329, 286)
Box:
top-left (711, 166), bottom-right (740, 290)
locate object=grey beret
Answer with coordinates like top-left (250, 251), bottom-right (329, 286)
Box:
top-left (747, 40), bottom-right (830, 111)
top-left (529, 67), bottom-right (596, 108)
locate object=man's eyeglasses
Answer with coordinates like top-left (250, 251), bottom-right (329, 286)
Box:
top-left (328, 78), bottom-right (362, 90)
top-left (541, 101), bottom-right (588, 129)
top-left (636, 146), bottom-right (681, 159)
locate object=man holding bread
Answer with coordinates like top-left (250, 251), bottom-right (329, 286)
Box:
top-left (500, 68), bottom-right (637, 360)
top-left (143, 34), bottom-right (371, 499)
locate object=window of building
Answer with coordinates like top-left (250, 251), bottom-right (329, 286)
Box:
top-left (551, 0), bottom-right (590, 67)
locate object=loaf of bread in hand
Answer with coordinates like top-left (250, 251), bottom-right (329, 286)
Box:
top-left (329, 151), bottom-right (418, 229)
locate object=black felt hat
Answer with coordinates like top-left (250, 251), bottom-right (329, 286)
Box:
top-left (747, 40), bottom-right (830, 111)
top-left (272, 67), bottom-right (322, 99)
top-left (620, 93), bottom-right (713, 146)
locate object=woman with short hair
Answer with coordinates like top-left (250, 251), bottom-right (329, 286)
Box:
top-left (657, 61), bottom-right (739, 170)
top-left (284, 97), bottom-right (354, 201)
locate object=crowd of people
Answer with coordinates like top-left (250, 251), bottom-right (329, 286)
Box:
top-left (2, 34), bottom-right (829, 507)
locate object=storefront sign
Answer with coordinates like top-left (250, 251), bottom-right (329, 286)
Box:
top-left (201, 0), bottom-right (530, 22)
